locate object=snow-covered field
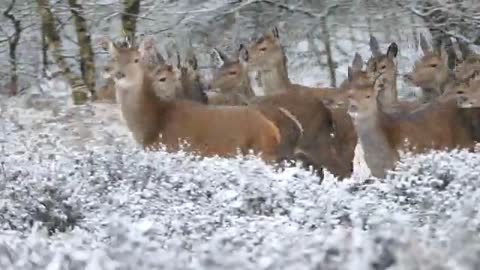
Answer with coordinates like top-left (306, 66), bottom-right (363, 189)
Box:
top-left (1, 77), bottom-right (480, 270)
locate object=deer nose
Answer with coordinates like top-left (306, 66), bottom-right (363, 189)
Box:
top-left (403, 73), bottom-right (413, 81)
top-left (115, 71), bottom-right (125, 80)
top-left (458, 95), bottom-right (468, 103)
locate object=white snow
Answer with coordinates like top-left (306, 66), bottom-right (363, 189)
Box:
top-left (1, 28), bottom-right (480, 267)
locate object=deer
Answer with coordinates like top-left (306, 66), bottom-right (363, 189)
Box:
top-left (457, 80), bottom-right (480, 108)
top-left (95, 58), bottom-right (116, 103)
top-left (346, 73), bottom-right (474, 178)
top-left (453, 40), bottom-right (480, 83)
top-left (366, 35), bottom-right (399, 106)
top-left (206, 47), bottom-right (355, 179)
top-left (338, 53), bottom-right (371, 91)
top-left (403, 34), bottom-right (456, 103)
top-left (242, 28), bottom-right (342, 96)
top-left (177, 48), bottom-right (208, 104)
top-left (242, 29), bottom-right (358, 176)
top-left (207, 47), bottom-right (256, 105)
top-left (104, 37), bottom-right (282, 163)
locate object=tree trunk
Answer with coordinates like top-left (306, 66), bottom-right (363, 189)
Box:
top-left (321, 18), bottom-right (336, 88)
top-left (68, 0), bottom-right (96, 100)
top-left (121, 0), bottom-right (141, 43)
top-left (40, 20), bottom-right (48, 77)
top-left (3, 0), bottom-right (22, 96)
top-left (36, 0), bottom-right (88, 105)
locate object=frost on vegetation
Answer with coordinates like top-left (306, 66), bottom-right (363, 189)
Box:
top-left (1, 92), bottom-right (480, 269)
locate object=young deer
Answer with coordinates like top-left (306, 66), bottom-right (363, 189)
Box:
top-left (95, 59), bottom-right (116, 103)
top-left (366, 35), bottom-right (399, 106)
top-left (105, 38), bottom-right (282, 162)
top-left (207, 47), bottom-right (256, 105)
top-left (177, 48), bottom-right (208, 104)
top-left (347, 74), bottom-right (474, 178)
top-left (338, 53), bottom-right (371, 91)
top-left (207, 47), bottom-right (355, 179)
top-left (453, 41), bottom-right (480, 83)
top-left (404, 34), bottom-right (453, 103)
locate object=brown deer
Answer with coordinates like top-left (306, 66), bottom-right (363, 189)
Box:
top-left (402, 38), bottom-right (480, 143)
top-left (95, 59), bottom-right (116, 103)
top-left (453, 40), bottom-right (480, 83)
top-left (104, 38), bottom-right (282, 162)
top-left (207, 47), bottom-right (354, 179)
top-left (457, 82), bottom-right (480, 108)
top-left (338, 53), bottom-right (371, 91)
top-left (347, 73), bottom-right (474, 178)
top-left (207, 47), bottom-right (256, 105)
top-left (243, 32), bottom-right (358, 177)
top-left (176, 47), bottom-right (208, 104)
top-left (403, 34), bottom-right (454, 103)
top-left (366, 35), bottom-right (399, 106)
top-left (243, 28), bottom-right (339, 95)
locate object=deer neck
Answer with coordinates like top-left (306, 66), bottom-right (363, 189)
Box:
top-left (239, 73), bottom-right (256, 98)
top-left (421, 73), bottom-right (453, 102)
top-left (116, 72), bottom-right (169, 145)
top-left (351, 107), bottom-right (398, 178)
top-left (259, 58), bottom-right (292, 94)
top-left (379, 72), bottom-right (398, 106)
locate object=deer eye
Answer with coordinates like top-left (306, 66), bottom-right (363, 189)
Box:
top-left (381, 65), bottom-right (387, 69)
top-left (366, 95), bottom-right (371, 98)
top-left (228, 71), bottom-right (237, 75)
top-left (260, 47), bottom-right (267, 52)
top-left (134, 58), bottom-right (140, 63)
top-left (457, 90), bottom-right (465, 95)
top-left (430, 64), bottom-right (437, 68)
top-left (158, 77), bottom-right (166, 82)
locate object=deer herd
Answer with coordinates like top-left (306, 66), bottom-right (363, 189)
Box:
top-left (97, 28), bottom-right (480, 180)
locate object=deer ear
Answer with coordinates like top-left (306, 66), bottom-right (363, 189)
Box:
top-left (351, 53), bottom-right (363, 72)
top-left (369, 35), bottom-right (381, 57)
top-left (420, 34), bottom-right (431, 55)
top-left (238, 44), bottom-right (249, 66)
top-left (347, 66), bottom-right (354, 82)
top-left (142, 36), bottom-right (155, 50)
top-left (98, 37), bottom-right (111, 51)
top-left (439, 46), bottom-right (449, 66)
top-left (212, 48), bottom-right (228, 67)
top-left (387, 42), bottom-right (398, 58)
top-left (272, 27), bottom-right (279, 39)
top-left (264, 27), bottom-right (279, 40)
top-left (185, 48), bottom-right (198, 70)
top-left (106, 39), bottom-right (119, 58)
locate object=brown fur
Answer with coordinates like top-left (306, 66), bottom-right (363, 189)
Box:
top-left (106, 40), bottom-right (281, 162)
top-left (243, 31), bottom-right (357, 179)
top-left (347, 75), bottom-right (474, 178)
top-left (208, 48), bottom-right (354, 178)
top-left (250, 91), bottom-right (353, 179)
top-left (404, 35), bottom-right (452, 103)
top-left (366, 36), bottom-right (399, 106)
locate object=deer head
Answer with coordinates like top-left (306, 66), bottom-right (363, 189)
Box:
top-left (243, 27), bottom-right (284, 72)
top-left (105, 38), bottom-right (147, 92)
top-left (403, 35), bottom-right (450, 95)
top-left (150, 64), bottom-right (182, 100)
top-left (209, 47), bottom-right (249, 94)
top-left (347, 74), bottom-right (386, 120)
top-left (366, 40), bottom-right (398, 81)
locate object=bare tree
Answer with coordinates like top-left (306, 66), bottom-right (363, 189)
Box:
top-left (121, 0), bottom-right (141, 42)
top-left (36, 0), bottom-right (89, 104)
top-left (3, 0), bottom-right (22, 95)
top-left (68, 0), bottom-right (96, 99)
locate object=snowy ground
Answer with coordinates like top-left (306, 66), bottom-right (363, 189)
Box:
top-left (1, 79), bottom-right (480, 270)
